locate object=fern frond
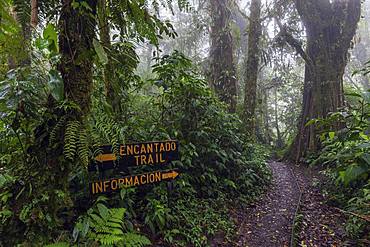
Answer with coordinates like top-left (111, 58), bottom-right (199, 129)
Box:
top-left (50, 116), bottom-right (66, 144)
top-left (120, 232), bottom-right (151, 247)
top-left (99, 234), bottom-right (123, 245)
top-left (63, 120), bottom-right (80, 160)
top-left (13, 0), bottom-right (30, 29)
top-left (90, 212), bottom-right (106, 226)
top-left (77, 126), bottom-right (89, 166)
top-left (110, 208), bottom-right (126, 220)
top-left (93, 111), bottom-right (123, 149)
top-left (82, 205), bottom-right (149, 247)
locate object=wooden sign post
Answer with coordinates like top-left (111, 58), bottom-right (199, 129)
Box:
top-left (88, 140), bottom-right (180, 195)
top-left (88, 140), bottom-right (179, 172)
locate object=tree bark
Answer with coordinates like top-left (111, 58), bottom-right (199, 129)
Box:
top-left (31, 0), bottom-right (38, 28)
top-left (58, 0), bottom-right (97, 116)
top-left (209, 0), bottom-right (237, 112)
top-left (274, 87), bottom-right (283, 148)
top-left (287, 0), bottom-right (361, 162)
top-left (40, 0), bottom-right (97, 223)
top-left (243, 0), bottom-right (262, 137)
top-left (12, 0), bottom-right (31, 66)
top-left (263, 89), bottom-right (272, 145)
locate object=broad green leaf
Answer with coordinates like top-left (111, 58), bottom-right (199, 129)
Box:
top-left (359, 132), bottom-right (369, 140)
top-left (320, 133), bottom-right (326, 141)
top-left (43, 23), bottom-right (58, 52)
top-left (97, 203), bottom-right (109, 220)
top-left (305, 118), bottom-right (317, 127)
top-left (345, 92), bottom-right (362, 98)
top-left (342, 164), bottom-right (367, 185)
top-left (357, 142), bottom-right (370, 149)
top-left (93, 39), bottom-right (108, 65)
top-left (328, 132), bottom-right (335, 140)
top-left (80, 1), bottom-right (92, 11)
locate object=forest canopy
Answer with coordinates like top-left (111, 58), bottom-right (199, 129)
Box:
top-left (0, 0), bottom-right (369, 246)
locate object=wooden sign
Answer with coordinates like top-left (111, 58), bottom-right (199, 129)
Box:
top-left (90, 170), bottom-right (179, 194)
top-left (88, 140), bottom-right (179, 172)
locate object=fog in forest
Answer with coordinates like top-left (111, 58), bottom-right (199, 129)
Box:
top-left (0, 0), bottom-right (369, 246)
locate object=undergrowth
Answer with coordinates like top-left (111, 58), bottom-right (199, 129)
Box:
top-left (0, 51), bottom-right (271, 246)
top-left (307, 89), bottom-right (370, 245)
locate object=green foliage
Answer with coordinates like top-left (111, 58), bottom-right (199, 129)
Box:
top-left (101, 52), bottom-right (270, 245)
top-left (43, 23), bottom-right (59, 54)
top-left (108, 0), bottom-right (178, 46)
top-left (63, 119), bottom-right (89, 166)
top-left (149, 51), bottom-right (271, 197)
top-left (73, 197), bottom-right (151, 246)
top-left (167, 195), bottom-right (236, 247)
top-left (0, 0), bottom-right (22, 75)
top-left (307, 89), bottom-right (370, 241)
top-left (344, 184), bottom-right (370, 239)
top-left (308, 90), bottom-right (370, 186)
top-left (0, 0), bottom-right (271, 245)
top-left (93, 38), bottom-right (108, 65)
top-left (144, 198), bottom-right (172, 234)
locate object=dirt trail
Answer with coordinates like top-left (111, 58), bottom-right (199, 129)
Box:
top-left (220, 161), bottom-right (350, 247)
top-left (234, 161), bottom-right (299, 247)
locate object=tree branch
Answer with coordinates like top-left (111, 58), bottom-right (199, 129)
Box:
top-left (274, 18), bottom-right (313, 71)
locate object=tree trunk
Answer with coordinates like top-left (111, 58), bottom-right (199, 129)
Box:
top-left (263, 89), bottom-right (272, 145)
top-left (287, 0), bottom-right (361, 162)
top-left (13, 0), bottom-right (31, 66)
top-left (9, 0), bottom-right (98, 239)
top-left (243, 0), bottom-right (262, 138)
top-left (209, 0), bottom-right (237, 112)
top-left (37, 0), bottom-right (97, 224)
top-left (30, 0), bottom-right (38, 28)
top-left (274, 88), bottom-right (283, 148)
top-left (59, 0), bottom-right (97, 116)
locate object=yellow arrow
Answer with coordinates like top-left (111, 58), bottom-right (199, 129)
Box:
top-left (161, 170), bottom-right (179, 180)
top-left (95, 153), bottom-right (117, 162)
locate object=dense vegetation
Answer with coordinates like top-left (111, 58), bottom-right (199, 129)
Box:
top-left (0, 0), bottom-right (369, 246)
top-left (307, 88), bottom-right (370, 241)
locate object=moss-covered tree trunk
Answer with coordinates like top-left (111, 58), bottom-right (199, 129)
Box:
top-left (12, 0), bottom-right (31, 66)
top-left (209, 0), bottom-right (237, 112)
top-left (243, 0), bottom-right (261, 138)
top-left (59, 0), bottom-right (97, 117)
top-left (5, 0), bottom-right (98, 242)
top-left (287, 0), bottom-right (361, 162)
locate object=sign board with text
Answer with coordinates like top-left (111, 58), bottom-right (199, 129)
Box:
top-left (90, 170), bottom-right (179, 194)
top-left (88, 140), bottom-right (180, 195)
top-left (88, 140), bottom-right (179, 172)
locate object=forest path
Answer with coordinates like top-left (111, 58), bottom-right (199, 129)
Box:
top-left (234, 161), bottom-right (299, 247)
top-left (223, 161), bottom-right (349, 247)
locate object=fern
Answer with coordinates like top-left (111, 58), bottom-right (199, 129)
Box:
top-left (77, 126), bottom-right (89, 166)
top-left (93, 110), bottom-right (123, 154)
top-left (62, 119), bottom-right (90, 166)
top-left (120, 233), bottom-right (151, 247)
top-left (63, 120), bottom-right (79, 160)
top-left (13, 0), bottom-right (30, 30)
top-left (50, 116), bottom-right (66, 144)
top-left (74, 202), bottom-right (151, 247)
